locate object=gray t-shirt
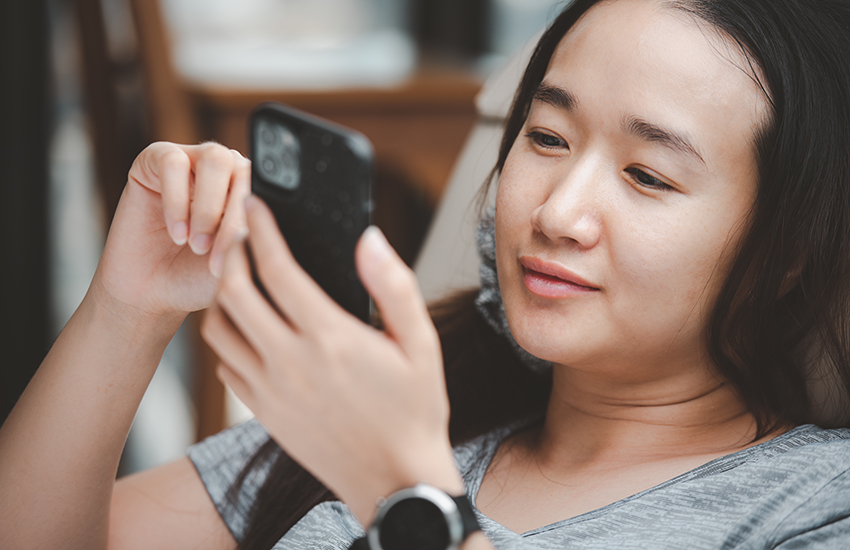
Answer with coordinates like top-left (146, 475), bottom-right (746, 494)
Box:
top-left (188, 419), bottom-right (850, 549)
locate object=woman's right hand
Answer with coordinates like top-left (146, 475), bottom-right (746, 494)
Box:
top-left (95, 142), bottom-right (251, 319)
top-left (0, 142), bottom-right (250, 550)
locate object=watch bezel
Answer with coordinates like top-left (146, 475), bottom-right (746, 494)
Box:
top-left (368, 483), bottom-right (465, 550)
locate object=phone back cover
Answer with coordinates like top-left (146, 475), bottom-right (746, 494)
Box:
top-left (250, 104), bottom-right (373, 323)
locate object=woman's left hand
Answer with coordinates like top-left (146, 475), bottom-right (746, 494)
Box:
top-left (202, 195), bottom-right (464, 526)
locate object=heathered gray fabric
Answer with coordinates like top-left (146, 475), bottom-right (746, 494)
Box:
top-left (188, 419), bottom-right (850, 549)
top-left (473, 209), bottom-right (551, 374)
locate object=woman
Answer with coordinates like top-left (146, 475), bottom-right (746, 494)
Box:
top-left (2, 0), bottom-right (850, 548)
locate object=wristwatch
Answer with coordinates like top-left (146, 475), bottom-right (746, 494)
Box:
top-left (349, 483), bottom-right (481, 550)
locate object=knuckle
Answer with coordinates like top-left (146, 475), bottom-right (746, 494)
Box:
top-left (159, 147), bottom-right (190, 173)
top-left (232, 151), bottom-right (252, 177)
top-left (197, 142), bottom-right (234, 171)
top-left (146, 141), bottom-right (174, 156)
top-left (231, 148), bottom-right (250, 165)
top-left (237, 157), bottom-right (252, 177)
top-left (220, 217), bottom-right (246, 238)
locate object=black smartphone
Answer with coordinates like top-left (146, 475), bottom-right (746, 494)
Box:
top-left (248, 102), bottom-right (373, 323)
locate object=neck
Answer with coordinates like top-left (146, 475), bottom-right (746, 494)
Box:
top-left (536, 363), bottom-right (762, 467)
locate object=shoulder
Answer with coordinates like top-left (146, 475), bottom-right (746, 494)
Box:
top-left (710, 425), bottom-right (850, 506)
top-left (716, 425), bottom-right (850, 548)
top-left (749, 424), bottom-right (850, 476)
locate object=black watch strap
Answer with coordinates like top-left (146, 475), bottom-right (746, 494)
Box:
top-left (452, 494), bottom-right (481, 539)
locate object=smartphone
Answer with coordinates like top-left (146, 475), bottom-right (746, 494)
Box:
top-left (248, 102), bottom-right (373, 323)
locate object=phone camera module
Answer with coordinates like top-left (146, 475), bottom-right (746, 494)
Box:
top-left (254, 119), bottom-right (301, 190)
top-left (260, 126), bottom-right (279, 147)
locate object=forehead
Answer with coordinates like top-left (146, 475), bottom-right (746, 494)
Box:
top-left (543, 0), bottom-right (769, 170)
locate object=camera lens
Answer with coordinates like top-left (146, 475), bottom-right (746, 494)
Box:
top-left (261, 157), bottom-right (278, 177)
top-left (253, 116), bottom-right (301, 191)
top-left (257, 121), bottom-right (280, 148)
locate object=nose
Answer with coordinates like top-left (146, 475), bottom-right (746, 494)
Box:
top-left (530, 155), bottom-right (604, 250)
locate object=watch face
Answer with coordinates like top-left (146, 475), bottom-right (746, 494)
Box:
top-left (379, 496), bottom-right (450, 550)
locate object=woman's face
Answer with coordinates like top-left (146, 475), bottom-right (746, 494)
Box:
top-left (496, 0), bottom-right (769, 381)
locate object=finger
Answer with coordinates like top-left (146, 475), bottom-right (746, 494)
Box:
top-left (356, 226), bottom-right (439, 363)
top-left (244, 195), bottom-right (340, 332)
top-left (209, 150), bottom-right (251, 278)
top-left (131, 142), bottom-right (193, 246)
top-left (216, 363), bottom-right (255, 412)
top-left (216, 234), bottom-right (297, 358)
top-left (185, 143), bottom-right (235, 255)
top-left (201, 303), bottom-right (264, 383)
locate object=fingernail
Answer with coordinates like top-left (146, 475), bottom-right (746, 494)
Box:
top-left (190, 233), bottom-right (212, 255)
top-left (363, 226), bottom-right (391, 263)
top-left (171, 221), bottom-right (188, 246)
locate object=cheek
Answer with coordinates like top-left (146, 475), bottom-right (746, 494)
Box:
top-left (494, 152), bottom-right (542, 265)
top-left (610, 205), bottom-right (745, 337)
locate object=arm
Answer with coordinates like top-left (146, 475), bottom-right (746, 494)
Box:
top-left (109, 458), bottom-right (236, 550)
top-left (204, 197), bottom-right (499, 550)
top-left (0, 142), bottom-right (249, 550)
top-left (0, 282), bottom-right (182, 550)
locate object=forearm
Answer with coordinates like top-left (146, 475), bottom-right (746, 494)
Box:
top-left (0, 279), bottom-right (185, 549)
top-left (464, 533), bottom-right (497, 550)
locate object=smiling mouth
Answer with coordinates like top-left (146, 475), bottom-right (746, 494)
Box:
top-left (520, 258), bottom-right (600, 298)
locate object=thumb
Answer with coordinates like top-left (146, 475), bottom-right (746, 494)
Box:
top-left (355, 227), bottom-right (439, 363)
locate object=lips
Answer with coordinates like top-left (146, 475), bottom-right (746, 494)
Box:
top-left (520, 256), bottom-right (599, 298)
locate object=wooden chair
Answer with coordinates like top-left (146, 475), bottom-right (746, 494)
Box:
top-left (72, 0), bottom-right (147, 222)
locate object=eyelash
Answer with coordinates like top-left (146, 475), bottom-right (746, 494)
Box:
top-left (526, 131), bottom-right (674, 192)
top-left (526, 131), bottom-right (567, 150)
top-left (624, 167), bottom-right (673, 192)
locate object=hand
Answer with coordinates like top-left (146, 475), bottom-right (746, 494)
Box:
top-left (96, 142), bottom-right (251, 318)
top-left (202, 196), bottom-right (464, 525)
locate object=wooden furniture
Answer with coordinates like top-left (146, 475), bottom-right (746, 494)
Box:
top-left (190, 72), bottom-right (480, 207)
top-left (130, 0), bottom-right (480, 204)
top-left (125, 0), bottom-right (482, 439)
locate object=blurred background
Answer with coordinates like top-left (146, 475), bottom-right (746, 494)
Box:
top-left (1, 0), bottom-right (568, 474)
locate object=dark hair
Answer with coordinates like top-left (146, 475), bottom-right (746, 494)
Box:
top-left (228, 1), bottom-right (850, 548)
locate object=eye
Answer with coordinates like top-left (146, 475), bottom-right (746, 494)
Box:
top-left (624, 167), bottom-right (673, 192)
top-left (526, 131), bottom-right (568, 150)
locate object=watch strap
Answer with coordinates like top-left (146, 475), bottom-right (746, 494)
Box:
top-left (452, 493), bottom-right (481, 539)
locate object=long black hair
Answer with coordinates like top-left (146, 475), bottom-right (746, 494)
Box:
top-left (227, 1), bottom-right (850, 548)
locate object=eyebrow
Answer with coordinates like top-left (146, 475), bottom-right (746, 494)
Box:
top-left (532, 84), bottom-right (578, 111)
top-left (531, 83), bottom-right (706, 166)
top-left (623, 116), bottom-right (706, 166)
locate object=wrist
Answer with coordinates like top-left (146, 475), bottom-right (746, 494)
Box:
top-left (84, 274), bottom-right (186, 345)
top-left (351, 443), bottom-right (464, 527)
